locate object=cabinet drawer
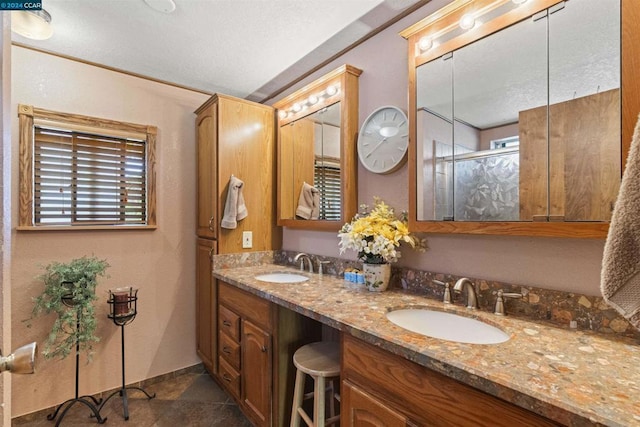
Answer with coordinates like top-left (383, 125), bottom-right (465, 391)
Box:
top-left (219, 281), bottom-right (272, 330)
top-left (219, 304), bottom-right (240, 342)
top-left (218, 357), bottom-right (241, 400)
top-left (219, 331), bottom-right (241, 369)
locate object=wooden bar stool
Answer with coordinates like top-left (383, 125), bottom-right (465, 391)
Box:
top-left (290, 341), bottom-right (340, 427)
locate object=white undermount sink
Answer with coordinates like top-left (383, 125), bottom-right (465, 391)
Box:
top-left (386, 308), bottom-right (510, 345)
top-left (254, 272), bottom-right (309, 284)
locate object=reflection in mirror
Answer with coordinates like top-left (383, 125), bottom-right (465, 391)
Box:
top-left (274, 64), bottom-right (361, 231)
top-left (547, 0), bottom-right (620, 222)
top-left (281, 102), bottom-right (342, 221)
top-left (414, 0), bottom-right (620, 223)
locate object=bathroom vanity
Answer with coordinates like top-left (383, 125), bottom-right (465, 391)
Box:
top-left (212, 260), bottom-right (640, 426)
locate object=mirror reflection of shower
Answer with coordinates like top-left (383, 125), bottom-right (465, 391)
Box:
top-left (434, 138), bottom-right (520, 221)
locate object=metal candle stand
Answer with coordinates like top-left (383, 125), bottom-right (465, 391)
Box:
top-left (97, 287), bottom-right (156, 420)
top-left (47, 283), bottom-right (106, 426)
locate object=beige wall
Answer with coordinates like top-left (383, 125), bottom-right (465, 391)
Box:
top-left (10, 46), bottom-right (209, 417)
top-left (1, 13), bottom-right (11, 426)
top-left (272, 0), bottom-right (607, 296)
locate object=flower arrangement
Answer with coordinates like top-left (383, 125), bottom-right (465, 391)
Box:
top-left (338, 197), bottom-right (426, 264)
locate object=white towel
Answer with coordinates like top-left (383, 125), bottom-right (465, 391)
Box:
top-left (221, 175), bottom-right (248, 229)
top-left (295, 182), bottom-right (320, 220)
top-left (601, 113), bottom-right (640, 330)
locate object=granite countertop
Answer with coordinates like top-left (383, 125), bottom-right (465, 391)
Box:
top-left (213, 263), bottom-right (640, 426)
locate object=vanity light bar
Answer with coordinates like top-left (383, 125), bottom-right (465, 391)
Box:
top-left (416, 0), bottom-right (529, 53)
top-left (278, 84), bottom-right (341, 120)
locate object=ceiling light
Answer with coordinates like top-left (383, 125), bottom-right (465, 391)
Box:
top-left (418, 36), bottom-right (433, 52)
top-left (11, 10), bottom-right (53, 40)
top-left (143, 0), bottom-right (176, 13)
top-left (459, 13), bottom-right (476, 30)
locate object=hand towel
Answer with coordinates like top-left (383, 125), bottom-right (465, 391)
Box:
top-left (221, 175), bottom-right (248, 229)
top-left (295, 182), bottom-right (320, 220)
top-left (601, 113), bottom-right (640, 330)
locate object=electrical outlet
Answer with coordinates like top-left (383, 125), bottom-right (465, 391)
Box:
top-left (242, 231), bottom-right (253, 249)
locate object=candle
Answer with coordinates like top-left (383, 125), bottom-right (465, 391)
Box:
top-left (112, 288), bottom-right (130, 316)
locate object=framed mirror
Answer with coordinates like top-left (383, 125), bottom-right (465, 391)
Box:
top-left (274, 64), bottom-right (361, 231)
top-left (401, 0), bottom-right (640, 238)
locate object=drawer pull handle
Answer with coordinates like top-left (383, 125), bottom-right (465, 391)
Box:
top-left (208, 217), bottom-right (215, 231)
top-left (208, 248), bottom-right (214, 260)
top-left (223, 347), bottom-right (231, 354)
top-left (222, 374), bottom-right (232, 383)
top-left (223, 320), bottom-right (231, 327)
top-left (261, 345), bottom-right (267, 353)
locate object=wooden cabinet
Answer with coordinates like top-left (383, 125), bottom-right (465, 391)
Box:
top-left (242, 320), bottom-right (272, 425)
top-left (343, 381), bottom-right (410, 427)
top-left (217, 281), bottom-right (322, 427)
top-left (194, 94), bottom-right (280, 252)
top-left (194, 93), bottom-right (281, 379)
top-left (196, 238), bottom-right (216, 374)
top-left (218, 281), bottom-right (273, 427)
top-left (196, 102), bottom-right (218, 239)
top-left (342, 334), bottom-right (562, 427)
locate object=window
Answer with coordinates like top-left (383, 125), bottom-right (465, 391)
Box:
top-left (314, 157), bottom-right (341, 221)
top-left (491, 136), bottom-right (519, 150)
top-left (18, 105), bottom-right (157, 229)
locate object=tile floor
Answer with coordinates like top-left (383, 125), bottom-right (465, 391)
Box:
top-left (12, 367), bottom-right (252, 426)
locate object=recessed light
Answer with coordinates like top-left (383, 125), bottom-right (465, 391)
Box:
top-left (11, 9), bottom-right (53, 40)
top-left (143, 0), bottom-right (176, 14)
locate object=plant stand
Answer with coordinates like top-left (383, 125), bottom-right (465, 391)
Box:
top-left (97, 288), bottom-right (155, 420)
top-left (47, 309), bottom-right (106, 426)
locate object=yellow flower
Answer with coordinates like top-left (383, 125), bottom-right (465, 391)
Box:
top-left (338, 197), bottom-right (427, 264)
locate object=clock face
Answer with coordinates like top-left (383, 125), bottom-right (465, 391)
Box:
top-left (357, 106), bottom-right (408, 174)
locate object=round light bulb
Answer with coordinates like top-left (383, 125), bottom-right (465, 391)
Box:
top-left (308, 95), bottom-right (319, 105)
top-left (326, 85), bottom-right (338, 96)
top-left (418, 36), bottom-right (433, 52)
top-left (512, 0), bottom-right (527, 4)
top-left (292, 103), bottom-right (302, 113)
top-left (278, 110), bottom-right (287, 119)
top-left (459, 13), bottom-right (476, 30)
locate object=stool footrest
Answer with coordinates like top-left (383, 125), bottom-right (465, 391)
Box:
top-left (298, 408), bottom-right (313, 426)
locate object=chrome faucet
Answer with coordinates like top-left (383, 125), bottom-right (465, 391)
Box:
top-left (294, 253), bottom-right (314, 273)
top-left (453, 278), bottom-right (478, 309)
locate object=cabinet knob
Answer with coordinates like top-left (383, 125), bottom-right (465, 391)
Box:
top-left (208, 216), bottom-right (215, 231)
top-left (208, 248), bottom-right (214, 260)
top-left (261, 345), bottom-right (267, 353)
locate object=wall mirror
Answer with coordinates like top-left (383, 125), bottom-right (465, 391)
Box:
top-left (274, 64), bottom-right (361, 231)
top-left (401, 0), bottom-right (639, 238)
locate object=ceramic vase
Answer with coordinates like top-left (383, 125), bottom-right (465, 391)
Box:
top-left (363, 263), bottom-right (391, 292)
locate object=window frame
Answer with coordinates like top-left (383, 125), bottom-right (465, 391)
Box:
top-left (18, 104), bottom-right (157, 230)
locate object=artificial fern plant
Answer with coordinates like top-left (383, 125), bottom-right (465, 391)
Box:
top-left (31, 256), bottom-right (109, 360)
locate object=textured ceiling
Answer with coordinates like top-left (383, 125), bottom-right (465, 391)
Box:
top-left (12, 0), bottom-right (423, 100)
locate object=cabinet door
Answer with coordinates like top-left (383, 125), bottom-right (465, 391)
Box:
top-left (196, 103), bottom-right (218, 239)
top-left (343, 381), bottom-right (409, 427)
top-left (196, 238), bottom-right (216, 373)
top-left (242, 319), bottom-right (272, 427)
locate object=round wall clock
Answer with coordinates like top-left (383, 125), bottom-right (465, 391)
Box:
top-left (357, 106), bottom-right (408, 174)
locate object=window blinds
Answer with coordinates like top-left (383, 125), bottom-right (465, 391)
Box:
top-left (314, 162), bottom-right (341, 221)
top-left (33, 126), bottom-right (147, 225)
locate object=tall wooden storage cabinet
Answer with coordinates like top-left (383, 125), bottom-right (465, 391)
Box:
top-left (194, 94), bottom-right (280, 376)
